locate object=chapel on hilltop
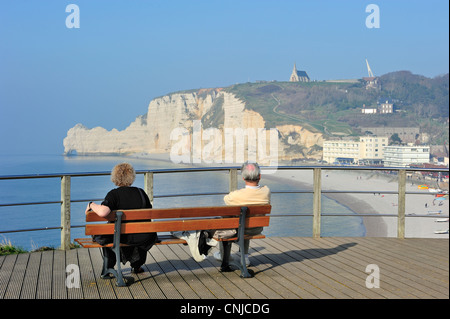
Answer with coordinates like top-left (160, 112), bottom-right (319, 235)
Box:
top-left (289, 63), bottom-right (310, 82)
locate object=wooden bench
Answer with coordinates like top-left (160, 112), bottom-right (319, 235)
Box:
top-left (75, 204), bottom-right (271, 286)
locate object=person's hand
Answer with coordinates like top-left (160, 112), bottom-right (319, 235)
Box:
top-left (85, 202), bottom-right (111, 217)
top-left (85, 202), bottom-right (93, 215)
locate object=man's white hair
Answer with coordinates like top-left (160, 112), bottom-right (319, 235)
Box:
top-left (241, 162), bottom-right (261, 181)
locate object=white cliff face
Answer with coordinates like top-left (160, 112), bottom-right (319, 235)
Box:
top-left (64, 91), bottom-right (217, 155)
top-left (145, 91), bottom-right (216, 152)
top-left (63, 89), bottom-right (323, 161)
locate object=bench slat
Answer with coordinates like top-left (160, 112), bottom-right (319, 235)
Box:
top-left (85, 216), bottom-right (270, 235)
top-left (85, 205), bottom-right (271, 222)
top-left (74, 236), bottom-right (187, 248)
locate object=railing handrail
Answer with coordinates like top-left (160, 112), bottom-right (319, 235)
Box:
top-left (1, 165), bottom-right (448, 180)
top-left (1, 165), bottom-right (447, 207)
top-left (1, 165), bottom-right (448, 249)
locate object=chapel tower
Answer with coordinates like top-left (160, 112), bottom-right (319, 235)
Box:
top-left (289, 63), bottom-right (310, 82)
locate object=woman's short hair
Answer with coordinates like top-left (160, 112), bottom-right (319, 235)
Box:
top-left (241, 162), bottom-right (261, 181)
top-left (111, 163), bottom-right (136, 187)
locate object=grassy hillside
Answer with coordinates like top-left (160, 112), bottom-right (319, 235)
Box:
top-left (223, 72), bottom-right (449, 144)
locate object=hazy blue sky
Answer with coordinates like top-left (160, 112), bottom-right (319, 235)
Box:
top-left (0, 0), bottom-right (448, 155)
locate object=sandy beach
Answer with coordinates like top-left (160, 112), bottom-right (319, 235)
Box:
top-left (271, 168), bottom-right (449, 239)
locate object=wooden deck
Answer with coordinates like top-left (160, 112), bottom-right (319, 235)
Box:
top-left (0, 237), bottom-right (448, 300)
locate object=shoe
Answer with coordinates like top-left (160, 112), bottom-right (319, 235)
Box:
top-left (132, 267), bottom-right (145, 274)
top-left (101, 273), bottom-right (114, 279)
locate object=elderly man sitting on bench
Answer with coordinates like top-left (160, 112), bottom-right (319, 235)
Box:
top-left (214, 162), bottom-right (271, 266)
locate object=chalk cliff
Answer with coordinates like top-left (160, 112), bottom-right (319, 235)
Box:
top-left (63, 88), bottom-right (323, 163)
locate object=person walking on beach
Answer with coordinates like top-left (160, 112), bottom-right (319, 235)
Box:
top-left (215, 162), bottom-right (271, 266)
top-left (86, 163), bottom-right (158, 274)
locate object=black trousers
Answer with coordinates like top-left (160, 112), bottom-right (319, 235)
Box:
top-left (94, 233), bottom-right (157, 268)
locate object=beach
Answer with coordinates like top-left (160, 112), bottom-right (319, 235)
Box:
top-left (271, 168), bottom-right (449, 239)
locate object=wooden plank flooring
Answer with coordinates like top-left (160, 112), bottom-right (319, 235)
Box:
top-left (0, 237), bottom-right (448, 299)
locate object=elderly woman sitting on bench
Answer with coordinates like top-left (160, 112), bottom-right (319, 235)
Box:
top-left (86, 163), bottom-right (158, 274)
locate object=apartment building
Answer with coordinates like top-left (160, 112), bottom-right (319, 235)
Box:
top-left (360, 136), bottom-right (388, 161)
top-left (383, 145), bottom-right (430, 167)
top-left (322, 136), bottom-right (388, 164)
top-left (322, 140), bottom-right (360, 164)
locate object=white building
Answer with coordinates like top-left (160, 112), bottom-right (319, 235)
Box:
top-left (322, 136), bottom-right (388, 164)
top-left (383, 145), bottom-right (430, 167)
top-left (379, 100), bottom-right (393, 114)
top-left (322, 140), bottom-right (360, 164)
top-left (361, 105), bottom-right (377, 114)
top-left (359, 136), bottom-right (388, 165)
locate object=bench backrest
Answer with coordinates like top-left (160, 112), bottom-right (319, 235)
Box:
top-left (85, 204), bottom-right (272, 236)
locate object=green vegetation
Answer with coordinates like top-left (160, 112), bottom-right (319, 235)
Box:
top-left (224, 81), bottom-right (374, 135)
top-left (224, 82), bottom-right (289, 128)
top-left (379, 71), bottom-right (449, 118)
top-left (223, 72), bottom-right (448, 144)
top-left (0, 239), bottom-right (27, 255)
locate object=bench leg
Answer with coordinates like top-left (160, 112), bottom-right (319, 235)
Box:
top-left (100, 247), bottom-right (126, 287)
top-left (112, 245), bottom-right (126, 287)
top-left (232, 206), bottom-right (252, 278)
top-left (113, 212), bottom-right (126, 286)
top-left (100, 250), bottom-right (111, 278)
top-left (219, 241), bottom-right (252, 278)
top-left (231, 240), bottom-right (252, 278)
top-left (100, 211), bottom-right (126, 287)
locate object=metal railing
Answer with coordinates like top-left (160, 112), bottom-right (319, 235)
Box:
top-left (0, 166), bottom-right (448, 250)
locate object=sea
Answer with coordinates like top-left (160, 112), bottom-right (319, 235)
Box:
top-left (0, 154), bottom-right (365, 251)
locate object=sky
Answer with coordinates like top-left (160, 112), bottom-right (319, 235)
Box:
top-left (0, 0), bottom-right (448, 155)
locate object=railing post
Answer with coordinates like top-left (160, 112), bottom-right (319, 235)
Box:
top-left (397, 169), bottom-right (406, 239)
top-left (313, 168), bottom-right (322, 238)
top-left (61, 175), bottom-right (71, 250)
top-left (229, 168), bottom-right (238, 192)
top-left (144, 172), bottom-right (154, 205)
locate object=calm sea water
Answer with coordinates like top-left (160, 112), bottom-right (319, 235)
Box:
top-left (0, 154), bottom-right (365, 250)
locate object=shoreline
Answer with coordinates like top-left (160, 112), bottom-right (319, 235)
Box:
top-left (264, 171), bottom-right (387, 237)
